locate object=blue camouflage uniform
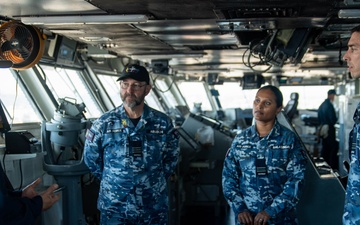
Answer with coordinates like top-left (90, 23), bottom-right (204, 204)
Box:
top-left (222, 120), bottom-right (307, 225)
top-left (343, 102), bottom-right (360, 225)
top-left (84, 104), bottom-right (179, 225)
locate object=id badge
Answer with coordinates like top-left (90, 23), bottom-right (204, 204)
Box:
top-left (130, 140), bottom-right (142, 157)
top-left (256, 158), bottom-right (267, 176)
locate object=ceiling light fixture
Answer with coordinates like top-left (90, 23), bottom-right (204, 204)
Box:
top-left (217, 20), bottom-right (277, 31)
top-left (176, 69), bottom-right (230, 74)
top-left (130, 53), bottom-right (205, 60)
top-left (86, 45), bottom-right (117, 58)
top-left (20, 14), bottom-right (148, 25)
top-left (338, 9), bottom-right (360, 18)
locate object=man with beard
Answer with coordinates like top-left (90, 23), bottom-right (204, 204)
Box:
top-left (84, 64), bottom-right (180, 225)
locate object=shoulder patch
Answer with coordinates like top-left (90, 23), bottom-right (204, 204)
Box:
top-left (85, 129), bottom-right (95, 142)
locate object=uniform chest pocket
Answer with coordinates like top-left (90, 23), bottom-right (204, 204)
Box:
top-left (104, 129), bottom-right (127, 143)
top-left (269, 149), bottom-right (288, 170)
top-left (146, 132), bottom-right (166, 145)
top-left (239, 150), bottom-right (256, 170)
top-left (145, 133), bottom-right (165, 163)
top-left (103, 130), bottom-right (128, 159)
top-left (239, 150), bottom-right (255, 160)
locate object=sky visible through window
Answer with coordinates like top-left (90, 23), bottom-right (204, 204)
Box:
top-left (0, 66), bottom-right (334, 124)
top-left (179, 81), bottom-right (332, 111)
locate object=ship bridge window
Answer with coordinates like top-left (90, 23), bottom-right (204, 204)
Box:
top-left (216, 82), bottom-right (258, 109)
top-left (97, 75), bottom-right (122, 107)
top-left (153, 79), bottom-right (178, 110)
top-left (97, 75), bottom-right (164, 112)
top-left (177, 81), bottom-right (212, 112)
top-left (215, 83), bottom-right (334, 111)
top-left (280, 85), bottom-right (333, 110)
top-left (0, 69), bottom-right (41, 124)
top-left (40, 65), bottom-right (102, 119)
top-left (145, 90), bottom-right (164, 112)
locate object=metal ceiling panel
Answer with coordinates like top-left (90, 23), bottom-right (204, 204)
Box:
top-left (0, 0), bottom-right (355, 79)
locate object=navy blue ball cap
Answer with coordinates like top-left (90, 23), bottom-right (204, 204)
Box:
top-left (117, 64), bottom-right (150, 84)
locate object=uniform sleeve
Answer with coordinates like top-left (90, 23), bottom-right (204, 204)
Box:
top-left (222, 140), bottom-right (249, 216)
top-left (265, 135), bottom-right (307, 217)
top-left (0, 192), bottom-right (42, 225)
top-left (84, 120), bottom-right (104, 180)
top-left (162, 122), bottom-right (180, 179)
top-left (343, 124), bottom-right (360, 224)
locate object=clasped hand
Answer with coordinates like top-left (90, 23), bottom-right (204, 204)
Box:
top-left (238, 210), bottom-right (271, 225)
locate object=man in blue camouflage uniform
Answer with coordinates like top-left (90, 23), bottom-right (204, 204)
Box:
top-left (84, 64), bottom-right (180, 225)
top-left (343, 25), bottom-right (360, 225)
top-left (222, 85), bottom-right (307, 225)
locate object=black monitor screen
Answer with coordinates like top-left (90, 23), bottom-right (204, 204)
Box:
top-left (276, 28), bottom-right (318, 64)
top-left (0, 101), bottom-right (11, 134)
top-left (242, 73), bottom-right (264, 90)
top-left (55, 36), bottom-right (78, 66)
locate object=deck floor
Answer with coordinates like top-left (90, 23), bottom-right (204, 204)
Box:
top-left (180, 205), bottom-right (235, 225)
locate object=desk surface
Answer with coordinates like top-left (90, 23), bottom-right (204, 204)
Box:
top-left (0, 145), bottom-right (37, 160)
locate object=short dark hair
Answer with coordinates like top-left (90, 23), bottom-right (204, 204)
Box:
top-left (327, 89), bottom-right (336, 95)
top-left (351, 25), bottom-right (360, 34)
top-left (257, 85), bottom-right (283, 108)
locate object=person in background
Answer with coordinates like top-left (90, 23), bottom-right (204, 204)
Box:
top-left (84, 64), bottom-right (180, 225)
top-left (317, 89), bottom-right (338, 170)
top-left (222, 85), bottom-right (307, 225)
top-left (343, 24), bottom-right (360, 225)
top-left (0, 168), bottom-right (61, 225)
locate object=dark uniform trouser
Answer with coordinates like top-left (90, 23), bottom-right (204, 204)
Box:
top-left (321, 125), bottom-right (339, 170)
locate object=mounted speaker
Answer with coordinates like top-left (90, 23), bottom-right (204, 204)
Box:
top-left (242, 73), bottom-right (264, 89)
top-left (151, 59), bottom-right (169, 74)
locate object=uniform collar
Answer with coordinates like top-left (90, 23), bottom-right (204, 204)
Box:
top-left (116, 104), bottom-right (153, 128)
top-left (249, 119), bottom-right (281, 140)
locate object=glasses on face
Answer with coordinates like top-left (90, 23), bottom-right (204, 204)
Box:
top-left (120, 81), bottom-right (147, 91)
